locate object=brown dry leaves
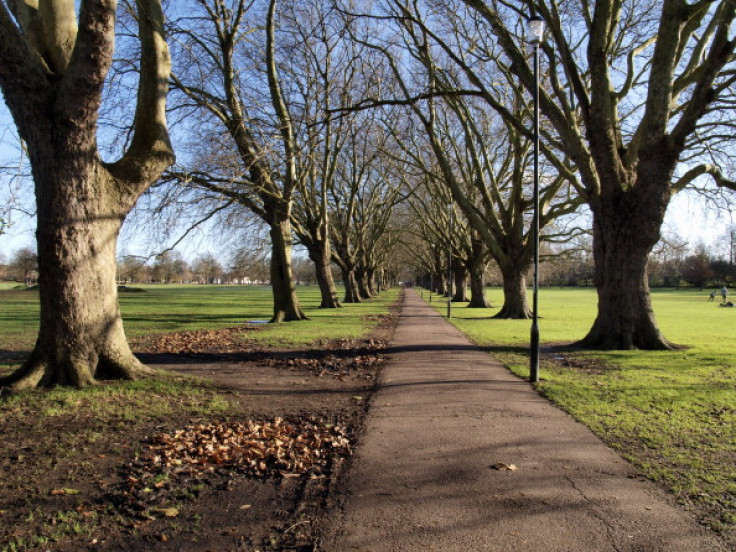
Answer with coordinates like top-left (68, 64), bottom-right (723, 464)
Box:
top-left (259, 353), bottom-right (384, 379)
top-left (146, 418), bottom-right (350, 477)
top-left (131, 327), bottom-right (255, 355)
top-left (116, 417), bottom-right (352, 515)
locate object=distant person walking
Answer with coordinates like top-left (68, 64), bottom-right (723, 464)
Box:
top-left (721, 286), bottom-right (728, 303)
top-left (709, 290), bottom-right (716, 302)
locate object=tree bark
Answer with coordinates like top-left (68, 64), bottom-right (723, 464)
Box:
top-left (3, 165), bottom-right (154, 391)
top-left (452, 265), bottom-right (469, 302)
top-left (269, 214), bottom-right (308, 322)
top-left (577, 186), bottom-right (676, 349)
top-left (307, 239), bottom-right (341, 309)
top-left (366, 267), bottom-right (377, 296)
top-left (434, 270), bottom-right (446, 296)
top-left (0, 0), bottom-right (173, 390)
top-left (468, 259), bottom-right (491, 308)
top-left (356, 267), bottom-right (372, 299)
top-left (341, 268), bottom-right (362, 303)
top-left (494, 262), bottom-right (532, 319)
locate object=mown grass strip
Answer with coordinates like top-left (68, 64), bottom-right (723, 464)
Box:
top-left (0, 285), bottom-right (400, 373)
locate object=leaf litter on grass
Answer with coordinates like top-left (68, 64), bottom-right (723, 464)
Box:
top-left (114, 416), bottom-right (352, 517)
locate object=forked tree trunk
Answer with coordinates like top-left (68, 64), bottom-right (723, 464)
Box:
top-left (269, 215), bottom-right (308, 323)
top-left (0, 0), bottom-right (173, 391)
top-left (494, 262), bottom-right (532, 319)
top-left (468, 259), bottom-right (491, 308)
top-left (342, 268), bottom-right (362, 303)
top-left (577, 189), bottom-right (675, 350)
top-left (452, 266), bottom-right (469, 302)
top-left (3, 163), bottom-right (154, 391)
top-left (307, 239), bottom-right (341, 309)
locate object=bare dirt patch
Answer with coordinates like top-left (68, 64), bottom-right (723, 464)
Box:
top-left (0, 307), bottom-right (400, 551)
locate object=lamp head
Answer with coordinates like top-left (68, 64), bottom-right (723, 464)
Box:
top-left (527, 15), bottom-right (545, 45)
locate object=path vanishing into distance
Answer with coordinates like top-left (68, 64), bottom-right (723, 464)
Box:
top-left (322, 289), bottom-right (726, 552)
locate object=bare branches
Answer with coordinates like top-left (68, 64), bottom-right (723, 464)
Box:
top-left (673, 163), bottom-right (736, 193)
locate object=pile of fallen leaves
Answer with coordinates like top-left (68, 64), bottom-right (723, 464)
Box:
top-left (147, 418), bottom-right (350, 476)
top-left (115, 417), bottom-right (352, 515)
top-left (259, 352), bottom-right (384, 379)
top-left (131, 326), bottom-right (255, 355)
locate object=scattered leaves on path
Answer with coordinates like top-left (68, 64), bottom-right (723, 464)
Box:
top-left (490, 462), bottom-right (518, 471)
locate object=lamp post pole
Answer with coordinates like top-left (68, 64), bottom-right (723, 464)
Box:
top-left (528, 15), bottom-right (544, 384)
top-left (447, 202), bottom-right (453, 319)
top-left (429, 244), bottom-right (435, 303)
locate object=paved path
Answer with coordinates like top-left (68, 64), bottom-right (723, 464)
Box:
top-left (321, 290), bottom-right (726, 551)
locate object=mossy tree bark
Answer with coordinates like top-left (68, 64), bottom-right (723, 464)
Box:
top-left (0, 0), bottom-right (174, 390)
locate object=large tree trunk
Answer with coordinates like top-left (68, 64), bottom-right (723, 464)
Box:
top-left (269, 214), bottom-right (308, 323)
top-left (494, 262), bottom-right (532, 319)
top-left (434, 271), bottom-right (446, 296)
top-left (468, 259), bottom-right (491, 308)
top-left (452, 265), bottom-right (469, 302)
top-left (0, 0), bottom-right (173, 391)
top-left (356, 267), bottom-right (372, 299)
top-left (342, 268), bottom-right (362, 303)
top-left (2, 163), bottom-right (154, 391)
top-left (366, 267), bottom-right (377, 296)
top-left (577, 189), bottom-right (675, 350)
top-left (307, 239), bottom-right (341, 309)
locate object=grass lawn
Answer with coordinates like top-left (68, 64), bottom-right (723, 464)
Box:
top-left (0, 284), bottom-right (400, 353)
top-left (425, 286), bottom-right (736, 536)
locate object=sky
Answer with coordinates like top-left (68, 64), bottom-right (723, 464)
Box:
top-left (0, 2), bottom-right (733, 265)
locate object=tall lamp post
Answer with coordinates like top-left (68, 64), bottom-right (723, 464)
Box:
top-left (447, 202), bottom-right (454, 318)
top-left (528, 15), bottom-right (544, 384)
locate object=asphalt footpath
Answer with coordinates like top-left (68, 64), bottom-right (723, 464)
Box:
top-left (321, 289), bottom-right (726, 551)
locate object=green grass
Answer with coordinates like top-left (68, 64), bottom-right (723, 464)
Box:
top-left (426, 286), bottom-right (736, 534)
top-left (0, 285), bottom-right (400, 352)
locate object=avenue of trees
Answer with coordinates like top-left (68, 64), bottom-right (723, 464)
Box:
top-left (1, 0), bottom-right (735, 390)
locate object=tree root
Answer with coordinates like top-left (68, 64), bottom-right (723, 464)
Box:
top-left (0, 356), bottom-right (51, 393)
top-left (0, 345), bottom-right (157, 392)
top-left (492, 306), bottom-right (532, 319)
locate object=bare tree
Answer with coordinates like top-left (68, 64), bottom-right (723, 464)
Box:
top-left (341, 1), bottom-right (582, 317)
top-left (166, 0), bottom-right (307, 322)
top-left (10, 246), bottom-right (37, 285)
top-left (330, 110), bottom-right (405, 302)
top-left (0, 0), bottom-right (174, 390)
top-left (453, 0), bottom-right (736, 348)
